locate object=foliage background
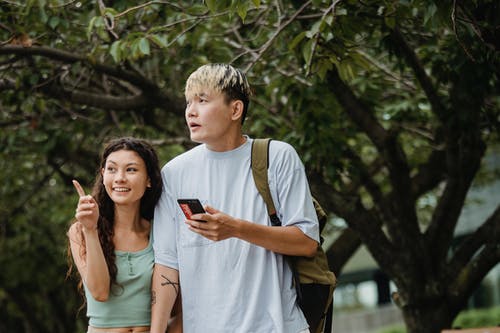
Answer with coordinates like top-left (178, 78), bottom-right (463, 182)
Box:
top-left (0, 0), bottom-right (498, 332)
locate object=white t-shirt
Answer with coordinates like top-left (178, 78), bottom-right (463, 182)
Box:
top-left (154, 137), bottom-right (319, 333)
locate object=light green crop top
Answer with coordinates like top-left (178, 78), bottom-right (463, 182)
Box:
top-left (84, 236), bottom-right (153, 328)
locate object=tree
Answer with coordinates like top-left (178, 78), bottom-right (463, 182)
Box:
top-left (0, 1), bottom-right (498, 332)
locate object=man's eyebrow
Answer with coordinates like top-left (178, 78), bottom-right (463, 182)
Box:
top-left (186, 90), bottom-right (213, 100)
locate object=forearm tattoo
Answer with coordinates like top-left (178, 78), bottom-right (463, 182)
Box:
top-left (161, 274), bottom-right (180, 295)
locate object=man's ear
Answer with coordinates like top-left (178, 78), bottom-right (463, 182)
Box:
top-left (231, 100), bottom-right (244, 121)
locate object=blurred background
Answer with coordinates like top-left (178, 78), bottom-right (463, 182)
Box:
top-left (0, 1), bottom-right (498, 332)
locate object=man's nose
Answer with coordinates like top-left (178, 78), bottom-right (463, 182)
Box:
top-left (186, 103), bottom-right (197, 117)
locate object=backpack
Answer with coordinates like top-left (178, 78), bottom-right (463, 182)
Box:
top-left (251, 138), bottom-right (337, 333)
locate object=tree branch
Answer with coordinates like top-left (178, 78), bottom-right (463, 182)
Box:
top-left (342, 148), bottom-right (384, 204)
top-left (43, 83), bottom-right (150, 110)
top-left (446, 205), bottom-right (500, 281)
top-left (326, 67), bottom-right (421, 246)
top-left (0, 45), bottom-right (184, 114)
top-left (389, 27), bottom-right (447, 121)
top-left (411, 149), bottom-right (447, 197)
top-left (0, 45), bottom-right (170, 100)
top-left (448, 242), bottom-right (500, 313)
top-left (244, 1), bottom-right (312, 72)
top-left (308, 170), bottom-right (401, 277)
top-left (325, 67), bottom-right (388, 152)
top-left (425, 72), bottom-right (486, 269)
top-left (326, 227), bottom-right (362, 276)
top-left (339, 149), bottom-right (411, 245)
top-left (0, 77), bottom-right (16, 90)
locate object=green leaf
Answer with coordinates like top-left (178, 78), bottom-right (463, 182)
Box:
top-left (289, 31), bottom-right (306, 50)
top-left (384, 16), bottom-right (396, 29)
top-left (325, 15), bottom-right (334, 26)
top-left (48, 16), bottom-right (60, 29)
top-left (349, 52), bottom-right (372, 71)
top-left (103, 7), bottom-right (118, 16)
top-left (131, 40), bottom-right (142, 59)
top-left (38, 6), bottom-right (48, 23)
top-left (302, 39), bottom-right (313, 65)
top-left (252, 0), bottom-right (261, 7)
top-left (316, 59), bottom-right (333, 80)
top-left (87, 16), bottom-right (98, 40)
top-left (109, 41), bottom-right (121, 63)
top-left (139, 38), bottom-right (150, 55)
top-left (337, 8), bottom-right (347, 15)
top-left (306, 19), bottom-right (323, 38)
top-left (236, 1), bottom-right (249, 22)
top-left (187, 4), bottom-right (209, 15)
top-left (93, 16), bottom-right (105, 28)
top-left (205, 0), bottom-right (217, 12)
top-left (28, 74), bottom-right (39, 85)
top-left (148, 34), bottom-right (168, 48)
top-left (338, 62), bottom-right (354, 81)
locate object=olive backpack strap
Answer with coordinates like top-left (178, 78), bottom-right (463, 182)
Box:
top-left (251, 138), bottom-right (306, 309)
top-left (251, 138), bottom-right (281, 226)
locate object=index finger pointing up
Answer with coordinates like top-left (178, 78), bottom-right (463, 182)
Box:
top-left (72, 179), bottom-right (86, 197)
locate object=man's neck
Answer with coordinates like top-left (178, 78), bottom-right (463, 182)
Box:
top-left (205, 135), bottom-right (247, 152)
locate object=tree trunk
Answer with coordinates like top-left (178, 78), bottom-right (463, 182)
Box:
top-left (402, 302), bottom-right (454, 333)
top-left (374, 270), bottom-right (391, 305)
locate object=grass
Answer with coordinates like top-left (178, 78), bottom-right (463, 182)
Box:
top-left (376, 306), bottom-right (500, 333)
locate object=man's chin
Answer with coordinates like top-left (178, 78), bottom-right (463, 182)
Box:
top-left (190, 134), bottom-right (204, 144)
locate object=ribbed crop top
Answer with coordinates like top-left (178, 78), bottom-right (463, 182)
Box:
top-left (84, 237), bottom-right (153, 328)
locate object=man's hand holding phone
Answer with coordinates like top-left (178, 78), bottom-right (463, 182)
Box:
top-left (177, 199), bottom-right (239, 242)
top-left (177, 199), bottom-right (207, 222)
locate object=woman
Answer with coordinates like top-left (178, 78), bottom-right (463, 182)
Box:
top-left (67, 137), bottom-right (181, 333)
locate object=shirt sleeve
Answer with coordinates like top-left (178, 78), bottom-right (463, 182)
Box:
top-left (270, 141), bottom-right (320, 243)
top-left (153, 167), bottom-right (179, 270)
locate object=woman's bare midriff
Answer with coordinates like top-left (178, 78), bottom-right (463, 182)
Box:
top-left (88, 326), bottom-right (150, 333)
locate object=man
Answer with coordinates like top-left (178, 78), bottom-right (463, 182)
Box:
top-left (151, 63), bottom-right (319, 333)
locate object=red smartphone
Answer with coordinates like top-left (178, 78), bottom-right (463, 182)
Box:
top-left (177, 199), bottom-right (206, 222)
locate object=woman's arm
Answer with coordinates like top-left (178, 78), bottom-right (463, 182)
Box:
top-left (68, 222), bottom-right (110, 301)
top-left (69, 180), bottom-right (110, 301)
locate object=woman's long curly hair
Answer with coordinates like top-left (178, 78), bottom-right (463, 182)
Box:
top-left (67, 137), bottom-right (162, 306)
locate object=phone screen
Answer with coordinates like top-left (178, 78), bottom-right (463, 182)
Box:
top-left (177, 199), bottom-right (206, 222)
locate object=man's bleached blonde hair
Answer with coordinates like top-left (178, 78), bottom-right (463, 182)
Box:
top-left (185, 63), bottom-right (252, 124)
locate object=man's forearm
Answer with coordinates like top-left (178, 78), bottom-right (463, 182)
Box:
top-left (236, 221), bottom-right (318, 257)
top-left (151, 264), bottom-right (180, 333)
